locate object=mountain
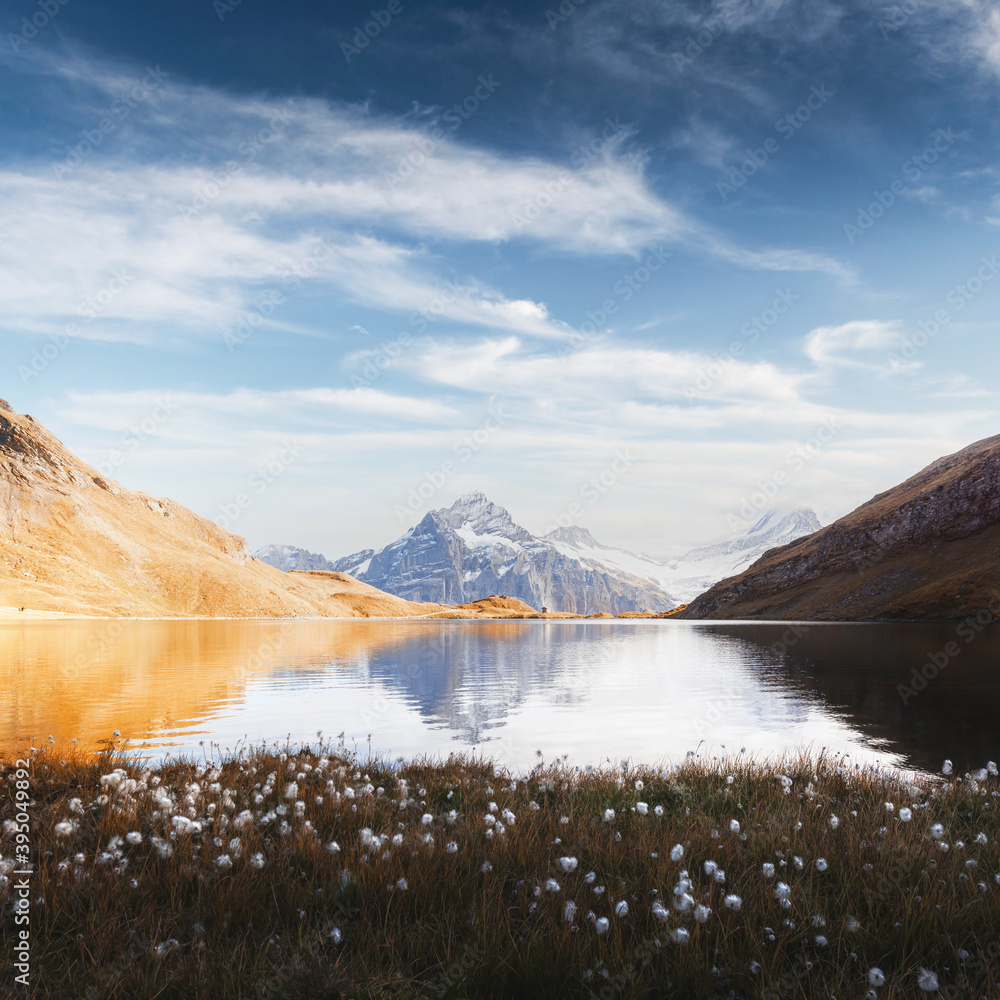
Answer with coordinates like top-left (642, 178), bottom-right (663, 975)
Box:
top-left (678, 434), bottom-right (1000, 621)
top-left (0, 400), bottom-right (442, 619)
top-left (253, 544), bottom-right (335, 573)
top-left (320, 492), bottom-right (680, 613)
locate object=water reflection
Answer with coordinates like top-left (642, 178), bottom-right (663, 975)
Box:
top-left (3, 619), bottom-right (996, 773)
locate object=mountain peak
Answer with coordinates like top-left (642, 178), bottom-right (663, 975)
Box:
top-left (544, 525), bottom-right (600, 548)
top-left (746, 507), bottom-right (821, 537)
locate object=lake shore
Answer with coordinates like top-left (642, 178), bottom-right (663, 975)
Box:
top-left (3, 744), bottom-right (998, 999)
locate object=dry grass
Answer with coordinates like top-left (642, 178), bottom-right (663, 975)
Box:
top-left (2, 742), bottom-right (999, 999)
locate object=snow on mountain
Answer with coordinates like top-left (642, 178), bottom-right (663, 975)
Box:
top-left (257, 495), bottom-right (822, 611)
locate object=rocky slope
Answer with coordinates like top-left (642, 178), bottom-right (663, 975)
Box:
top-left (253, 544), bottom-right (335, 573)
top-left (677, 434), bottom-right (1000, 621)
top-left (325, 492), bottom-right (679, 613)
top-left (0, 401), bottom-right (442, 618)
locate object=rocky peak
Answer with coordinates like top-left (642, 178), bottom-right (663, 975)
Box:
top-left (544, 525), bottom-right (600, 548)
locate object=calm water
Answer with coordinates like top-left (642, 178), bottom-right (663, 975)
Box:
top-left (4, 619), bottom-right (999, 774)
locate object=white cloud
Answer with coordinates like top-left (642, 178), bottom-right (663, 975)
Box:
top-left (803, 320), bottom-right (903, 367)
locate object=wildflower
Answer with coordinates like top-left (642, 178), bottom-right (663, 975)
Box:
top-left (762, 863), bottom-right (775, 878)
top-left (674, 892), bottom-right (694, 912)
top-left (558, 856), bottom-right (578, 872)
top-left (670, 844), bottom-right (684, 861)
top-left (749, 962), bottom-right (761, 974)
top-left (249, 852), bottom-right (265, 869)
top-left (502, 808), bottom-right (516, 825)
top-left (651, 901), bottom-right (669, 921)
top-left (421, 813), bottom-right (433, 826)
top-left (484, 814), bottom-right (496, 827)
top-left (636, 801), bottom-right (648, 815)
top-left (216, 854), bottom-right (233, 871)
top-left (330, 927), bottom-right (342, 944)
top-left (614, 900), bottom-right (628, 917)
top-left (68, 798), bottom-right (84, 815)
top-left (868, 968), bottom-right (885, 987)
top-left (284, 782), bottom-right (298, 800)
top-left (481, 862), bottom-right (493, 873)
top-left (635, 779), bottom-right (643, 790)
top-left (564, 901), bottom-right (578, 922)
top-left (125, 832), bottom-right (142, 846)
top-left (153, 939), bottom-right (181, 959)
top-left (930, 823), bottom-right (945, 839)
top-left (793, 855), bottom-right (803, 870)
top-left (724, 894), bottom-right (742, 910)
top-left (593, 885), bottom-right (606, 896)
top-left (885, 802), bottom-right (894, 812)
top-left (729, 819), bottom-right (740, 834)
top-left (774, 882), bottom-right (791, 901)
top-left (975, 832), bottom-right (988, 844)
top-left (713, 869), bottom-right (726, 884)
top-left (559, 816), bottom-right (569, 824)
top-left (988, 761), bottom-right (998, 775)
top-left (704, 860), bottom-right (717, 875)
top-left (814, 934), bottom-right (828, 947)
top-left (545, 878), bottom-right (561, 892)
top-left (816, 858), bottom-right (828, 872)
top-left (942, 760), bottom-right (953, 776)
top-left (328, 840), bottom-right (341, 853)
top-left (654, 804), bottom-right (664, 816)
top-left (395, 877), bottom-right (409, 891)
top-left (694, 903), bottom-right (711, 923)
top-left (669, 927), bottom-right (690, 944)
top-left (917, 968), bottom-right (939, 991)
top-left (829, 815), bottom-right (839, 829)
top-left (898, 807), bottom-right (913, 822)
top-left (584, 871), bottom-right (596, 884)
top-left (846, 916), bottom-right (860, 932)
top-left (445, 810), bottom-right (457, 824)
top-left (595, 917), bottom-right (610, 935)
top-left (446, 841), bottom-right (458, 854)
top-left (488, 801), bottom-right (498, 813)
top-left (54, 821), bottom-right (76, 837)
top-left (603, 808), bottom-right (615, 822)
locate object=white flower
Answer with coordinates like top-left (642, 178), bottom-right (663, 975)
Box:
top-left (330, 927), bottom-right (342, 944)
top-left (816, 858), bottom-right (828, 872)
top-left (636, 801), bottom-right (648, 815)
top-left (654, 804), bottom-right (664, 816)
top-left (545, 878), bottom-right (561, 892)
top-left (392, 833), bottom-right (404, 847)
top-left (674, 892), bottom-right (694, 912)
top-left (898, 808), bottom-right (913, 822)
top-left (584, 871), bottom-right (596, 884)
top-left (614, 900), bottom-right (628, 917)
top-left (603, 808), bottom-right (615, 822)
top-left (868, 968), bottom-right (885, 987)
top-left (846, 915), bottom-right (860, 932)
top-left (651, 901), bottom-right (669, 921)
top-left (917, 968), bottom-right (939, 991)
top-left (153, 938), bottom-right (180, 959)
top-left (942, 760), bottom-right (953, 776)
top-left (216, 854), bottom-right (233, 870)
top-left (395, 877), bottom-right (409, 891)
top-left (829, 815), bottom-right (839, 829)
top-left (723, 894), bottom-right (742, 910)
top-left (814, 934), bottom-right (828, 947)
top-left (421, 813), bottom-right (433, 826)
top-left (987, 761), bottom-right (998, 775)
top-left (125, 831), bottom-right (142, 846)
top-left (670, 844), bottom-right (684, 861)
top-left (669, 927), bottom-right (690, 944)
top-left (488, 801), bottom-right (498, 813)
top-left (975, 832), bottom-right (988, 844)
top-left (885, 802), bottom-right (894, 812)
top-left (502, 808), bottom-right (516, 825)
top-left (694, 903), bottom-right (711, 923)
top-left (564, 901), bottom-right (578, 922)
top-left (774, 882), bottom-right (792, 901)
top-left (54, 821), bottom-right (76, 837)
top-left (558, 856), bottom-right (578, 872)
top-left (446, 841), bottom-right (458, 854)
top-left (595, 917), bottom-right (610, 935)
top-left (930, 823), bottom-right (945, 839)
top-left (283, 782), bottom-right (298, 800)
top-left (481, 862), bottom-right (493, 873)
top-left (793, 856), bottom-right (803, 870)
top-left (729, 819), bottom-right (740, 834)
top-left (484, 814), bottom-right (496, 827)
top-left (328, 840), bottom-right (341, 853)
top-left (713, 868), bottom-right (726, 883)
top-left (635, 779), bottom-right (643, 790)
top-left (762, 863), bottom-right (775, 878)
top-left (249, 852), bottom-right (266, 870)
top-left (703, 860), bottom-right (717, 875)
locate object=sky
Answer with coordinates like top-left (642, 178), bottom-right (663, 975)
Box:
top-left (2, 0), bottom-right (1000, 559)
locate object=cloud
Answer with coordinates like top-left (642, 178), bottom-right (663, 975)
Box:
top-left (803, 320), bottom-right (903, 367)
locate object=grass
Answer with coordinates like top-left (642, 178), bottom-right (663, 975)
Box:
top-left (2, 742), bottom-right (1000, 999)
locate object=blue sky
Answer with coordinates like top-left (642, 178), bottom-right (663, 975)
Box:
top-left (3, 0), bottom-right (1000, 557)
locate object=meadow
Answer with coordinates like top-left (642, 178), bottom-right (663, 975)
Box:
top-left (2, 741), bottom-right (999, 999)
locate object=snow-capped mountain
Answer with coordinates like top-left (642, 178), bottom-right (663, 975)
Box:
top-left (255, 495), bottom-right (822, 612)
top-left (328, 492), bottom-right (678, 613)
top-left (253, 543), bottom-right (335, 573)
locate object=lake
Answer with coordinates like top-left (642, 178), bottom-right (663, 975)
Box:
top-left (4, 619), bottom-right (998, 775)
